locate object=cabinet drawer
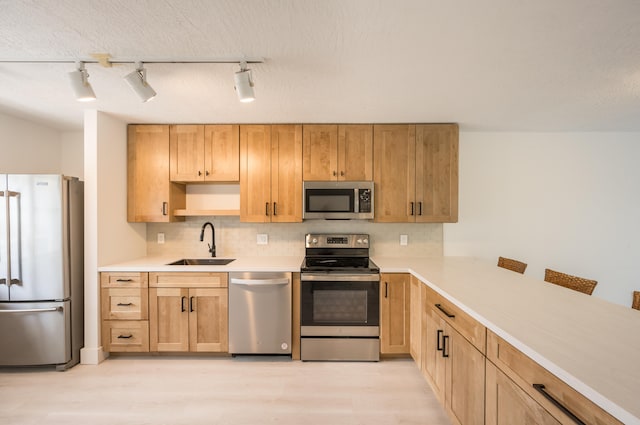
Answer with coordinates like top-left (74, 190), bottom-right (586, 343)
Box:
top-left (102, 321), bottom-right (149, 352)
top-left (487, 330), bottom-right (622, 425)
top-left (101, 288), bottom-right (148, 320)
top-left (149, 272), bottom-right (228, 288)
top-left (423, 285), bottom-right (486, 353)
top-left (100, 272), bottom-right (148, 288)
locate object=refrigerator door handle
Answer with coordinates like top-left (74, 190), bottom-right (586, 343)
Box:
top-left (0, 306), bottom-right (62, 314)
top-left (1, 190), bottom-right (8, 286)
top-left (6, 190), bottom-right (22, 286)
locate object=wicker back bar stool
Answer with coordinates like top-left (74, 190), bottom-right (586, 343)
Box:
top-left (543, 268), bottom-right (597, 295)
top-left (497, 256), bottom-right (528, 274)
top-left (632, 291), bottom-right (640, 310)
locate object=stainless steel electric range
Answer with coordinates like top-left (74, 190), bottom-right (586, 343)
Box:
top-left (300, 233), bottom-right (380, 361)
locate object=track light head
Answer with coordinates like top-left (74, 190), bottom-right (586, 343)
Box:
top-left (124, 62), bottom-right (156, 102)
top-left (234, 62), bottom-right (255, 103)
top-left (68, 62), bottom-right (96, 102)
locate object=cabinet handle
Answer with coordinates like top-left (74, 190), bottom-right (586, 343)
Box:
top-left (181, 296), bottom-right (186, 312)
top-left (265, 202), bottom-right (270, 216)
top-left (115, 279), bottom-right (133, 283)
top-left (190, 296), bottom-right (195, 312)
top-left (198, 170), bottom-right (202, 176)
top-left (410, 202), bottom-right (415, 216)
top-left (436, 329), bottom-right (444, 351)
top-left (205, 170), bottom-right (210, 176)
top-left (384, 282), bottom-right (388, 298)
top-left (273, 202), bottom-right (277, 216)
top-left (435, 303), bottom-right (456, 318)
top-left (340, 171), bottom-right (344, 177)
top-left (116, 303), bottom-right (133, 307)
top-left (333, 170), bottom-right (337, 177)
top-left (117, 334), bottom-right (133, 339)
top-left (442, 335), bottom-right (450, 358)
top-left (533, 384), bottom-right (586, 425)
top-left (162, 202), bottom-right (168, 216)
top-left (418, 202), bottom-right (423, 216)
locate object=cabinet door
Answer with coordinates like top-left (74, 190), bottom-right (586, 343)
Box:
top-left (409, 276), bottom-right (422, 364)
top-left (127, 125), bottom-right (185, 222)
top-left (271, 124), bottom-right (303, 223)
top-left (240, 125), bottom-right (272, 222)
top-left (422, 305), bottom-right (447, 403)
top-left (303, 124), bottom-right (338, 180)
top-left (188, 288), bottom-right (228, 352)
top-left (149, 287), bottom-right (189, 352)
top-left (204, 124), bottom-right (240, 182)
top-left (373, 124), bottom-right (416, 222)
top-left (170, 124), bottom-right (205, 182)
top-left (380, 273), bottom-right (410, 354)
top-left (415, 124), bottom-right (458, 223)
top-left (338, 124), bottom-right (373, 181)
top-left (446, 324), bottom-right (485, 425)
top-left (486, 362), bottom-right (561, 425)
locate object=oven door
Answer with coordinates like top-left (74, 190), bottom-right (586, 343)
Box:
top-left (300, 273), bottom-right (379, 337)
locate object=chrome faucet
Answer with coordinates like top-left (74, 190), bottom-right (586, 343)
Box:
top-left (199, 222), bottom-right (216, 257)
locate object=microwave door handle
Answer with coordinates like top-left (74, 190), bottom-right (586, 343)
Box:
top-left (354, 188), bottom-right (359, 213)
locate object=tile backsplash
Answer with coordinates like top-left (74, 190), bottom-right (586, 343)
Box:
top-left (147, 217), bottom-right (442, 258)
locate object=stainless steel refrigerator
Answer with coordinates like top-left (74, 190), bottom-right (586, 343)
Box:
top-left (0, 174), bottom-right (84, 370)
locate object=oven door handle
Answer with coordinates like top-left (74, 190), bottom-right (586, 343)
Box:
top-left (301, 274), bottom-right (380, 282)
top-left (230, 278), bottom-right (290, 286)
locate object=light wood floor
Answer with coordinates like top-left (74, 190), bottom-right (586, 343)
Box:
top-left (0, 356), bottom-right (450, 425)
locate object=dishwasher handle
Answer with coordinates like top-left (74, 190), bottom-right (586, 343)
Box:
top-left (230, 277), bottom-right (290, 286)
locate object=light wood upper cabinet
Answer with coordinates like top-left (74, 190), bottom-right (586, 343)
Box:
top-left (373, 124), bottom-right (458, 223)
top-left (127, 124), bottom-right (185, 223)
top-left (170, 124), bottom-right (239, 183)
top-left (380, 273), bottom-right (411, 354)
top-left (303, 124), bottom-right (373, 181)
top-left (240, 124), bottom-right (302, 223)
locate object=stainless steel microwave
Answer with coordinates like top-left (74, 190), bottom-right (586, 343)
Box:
top-left (303, 181), bottom-right (374, 220)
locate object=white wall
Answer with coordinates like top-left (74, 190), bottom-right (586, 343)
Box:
top-left (0, 112), bottom-right (61, 172)
top-left (61, 131), bottom-right (84, 179)
top-left (444, 132), bottom-right (640, 307)
top-left (82, 110), bottom-right (146, 365)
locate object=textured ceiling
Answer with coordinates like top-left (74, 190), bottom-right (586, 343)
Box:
top-left (1, 0), bottom-right (640, 132)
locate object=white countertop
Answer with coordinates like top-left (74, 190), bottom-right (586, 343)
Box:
top-left (98, 255), bottom-right (303, 272)
top-left (373, 256), bottom-right (640, 425)
top-left (99, 254), bottom-right (640, 424)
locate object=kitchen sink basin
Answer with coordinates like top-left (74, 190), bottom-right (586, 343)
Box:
top-left (167, 258), bottom-right (236, 266)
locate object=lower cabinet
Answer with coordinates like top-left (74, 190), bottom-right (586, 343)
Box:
top-left (422, 300), bottom-right (485, 425)
top-left (149, 272), bottom-right (228, 352)
top-left (100, 272), bottom-right (150, 352)
top-left (379, 273), bottom-right (411, 354)
top-left (485, 361), bottom-right (561, 425)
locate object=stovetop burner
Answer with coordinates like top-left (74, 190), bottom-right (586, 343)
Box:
top-left (301, 233), bottom-right (379, 273)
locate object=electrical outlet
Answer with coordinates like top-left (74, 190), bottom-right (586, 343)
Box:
top-left (400, 234), bottom-right (408, 246)
top-left (157, 232), bottom-right (165, 244)
top-left (257, 234), bottom-right (268, 245)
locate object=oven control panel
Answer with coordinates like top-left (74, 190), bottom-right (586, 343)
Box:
top-left (305, 233), bottom-right (370, 248)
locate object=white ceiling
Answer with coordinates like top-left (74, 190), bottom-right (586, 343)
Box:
top-left (1, 0), bottom-right (640, 132)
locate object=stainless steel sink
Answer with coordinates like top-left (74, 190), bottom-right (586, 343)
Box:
top-left (167, 258), bottom-right (236, 266)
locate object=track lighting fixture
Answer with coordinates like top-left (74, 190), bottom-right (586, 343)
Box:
top-left (68, 62), bottom-right (96, 101)
top-left (2, 55), bottom-right (264, 103)
top-left (123, 62), bottom-right (157, 102)
top-left (234, 61), bottom-right (255, 103)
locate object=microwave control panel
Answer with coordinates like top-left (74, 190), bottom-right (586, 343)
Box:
top-left (358, 188), bottom-right (372, 213)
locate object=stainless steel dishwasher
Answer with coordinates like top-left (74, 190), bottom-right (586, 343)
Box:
top-left (228, 272), bottom-right (292, 355)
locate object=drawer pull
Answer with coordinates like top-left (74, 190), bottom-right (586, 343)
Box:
top-left (442, 334), bottom-right (450, 358)
top-left (435, 303), bottom-right (456, 318)
top-left (436, 329), bottom-right (444, 351)
top-left (117, 334), bottom-right (133, 339)
top-left (116, 279), bottom-right (133, 282)
top-left (533, 384), bottom-right (585, 425)
top-left (116, 302), bottom-right (133, 307)
top-left (190, 296), bottom-right (195, 312)
top-left (181, 296), bottom-right (186, 312)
